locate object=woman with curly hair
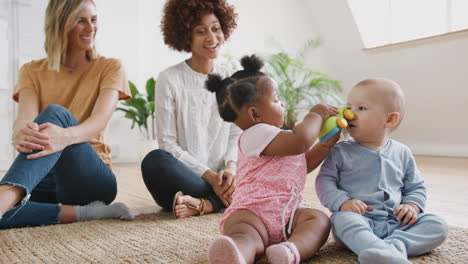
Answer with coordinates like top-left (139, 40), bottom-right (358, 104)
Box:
top-left (0, 0), bottom-right (133, 229)
top-left (141, 0), bottom-right (241, 218)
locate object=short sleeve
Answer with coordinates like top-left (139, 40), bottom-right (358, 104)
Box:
top-left (12, 63), bottom-right (35, 102)
top-left (239, 123), bottom-right (281, 158)
top-left (100, 58), bottom-right (131, 100)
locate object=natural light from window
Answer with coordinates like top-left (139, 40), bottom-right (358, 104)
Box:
top-left (347, 0), bottom-right (468, 48)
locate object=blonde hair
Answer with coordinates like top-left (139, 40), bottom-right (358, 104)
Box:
top-left (44, 0), bottom-right (97, 71)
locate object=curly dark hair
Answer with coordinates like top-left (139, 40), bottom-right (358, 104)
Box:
top-left (161, 0), bottom-right (237, 52)
top-left (206, 55), bottom-right (266, 122)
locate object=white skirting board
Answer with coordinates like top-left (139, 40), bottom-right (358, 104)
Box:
top-left (409, 143), bottom-right (468, 158)
top-left (110, 143), bottom-right (468, 164)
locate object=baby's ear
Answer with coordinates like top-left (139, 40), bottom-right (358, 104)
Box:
top-left (247, 106), bottom-right (261, 123)
top-left (386, 112), bottom-right (400, 128)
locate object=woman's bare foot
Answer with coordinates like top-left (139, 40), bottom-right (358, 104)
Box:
top-left (173, 193), bottom-right (213, 218)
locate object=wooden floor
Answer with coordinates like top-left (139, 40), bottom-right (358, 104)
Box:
top-left (1, 156), bottom-right (466, 227)
top-left (112, 156), bottom-right (468, 228)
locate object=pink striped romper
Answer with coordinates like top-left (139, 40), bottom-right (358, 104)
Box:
top-left (220, 123), bottom-right (307, 244)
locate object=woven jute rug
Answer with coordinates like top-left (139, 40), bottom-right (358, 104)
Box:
top-left (0, 207), bottom-right (466, 263)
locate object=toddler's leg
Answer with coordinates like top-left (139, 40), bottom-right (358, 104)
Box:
top-left (331, 211), bottom-right (410, 264)
top-left (269, 208), bottom-right (330, 262)
top-left (208, 210), bottom-right (268, 264)
top-left (265, 242), bottom-right (300, 264)
top-left (385, 213), bottom-right (448, 257)
top-left (208, 236), bottom-right (245, 264)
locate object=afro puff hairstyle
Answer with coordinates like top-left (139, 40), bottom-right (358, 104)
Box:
top-left (205, 54), bottom-right (266, 122)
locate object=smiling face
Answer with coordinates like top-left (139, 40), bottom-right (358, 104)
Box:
top-left (346, 84), bottom-right (391, 147)
top-left (190, 13), bottom-right (224, 60)
top-left (67, 1), bottom-right (97, 55)
top-left (254, 76), bottom-right (285, 128)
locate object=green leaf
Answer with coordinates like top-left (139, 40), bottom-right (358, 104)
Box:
top-left (264, 39), bottom-right (343, 127)
top-left (129, 81), bottom-right (140, 97)
top-left (117, 77), bottom-right (157, 138)
top-left (149, 101), bottom-right (155, 113)
top-left (146, 77), bottom-right (156, 102)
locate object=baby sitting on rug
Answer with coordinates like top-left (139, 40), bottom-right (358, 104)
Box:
top-left (315, 78), bottom-right (448, 264)
top-left (205, 55), bottom-right (339, 264)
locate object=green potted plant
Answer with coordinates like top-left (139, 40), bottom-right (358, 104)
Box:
top-left (116, 77), bottom-right (156, 141)
top-left (115, 77), bottom-right (158, 162)
top-left (266, 39), bottom-right (343, 129)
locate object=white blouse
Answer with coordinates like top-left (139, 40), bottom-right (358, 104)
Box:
top-left (155, 60), bottom-right (241, 176)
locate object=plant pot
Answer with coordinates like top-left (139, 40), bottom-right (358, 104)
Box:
top-left (137, 139), bottom-right (158, 164)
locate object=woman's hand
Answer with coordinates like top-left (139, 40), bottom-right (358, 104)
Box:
top-left (26, 122), bottom-right (73, 160)
top-left (218, 161), bottom-right (236, 204)
top-left (202, 168), bottom-right (233, 207)
top-left (12, 121), bottom-right (49, 153)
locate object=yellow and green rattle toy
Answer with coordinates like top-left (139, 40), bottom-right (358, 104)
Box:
top-left (319, 106), bottom-right (355, 143)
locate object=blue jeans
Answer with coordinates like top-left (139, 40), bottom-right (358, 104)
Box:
top-left (0, 104), bottom-right (117, 229)
top-left (141, 149), bottom-right (225, 212)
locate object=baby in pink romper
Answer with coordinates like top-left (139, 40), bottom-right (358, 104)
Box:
top-left (205, 55), bottom-right (340, 264)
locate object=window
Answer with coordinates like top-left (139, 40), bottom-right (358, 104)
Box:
top-left (347, 0), bottom-right (468, 48)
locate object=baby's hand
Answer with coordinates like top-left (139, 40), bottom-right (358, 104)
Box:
top-left (394, 203), bottom-right (420, 226)
top-left (339, 199), bottom-right (374, 215)
top-left (309, 104), bottom-right (338, 121)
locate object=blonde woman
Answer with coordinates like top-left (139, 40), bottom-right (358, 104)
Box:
top-left (0, 0), bottom-right (133, 229)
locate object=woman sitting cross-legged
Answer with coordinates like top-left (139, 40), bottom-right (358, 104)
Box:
top-left (0, 0), bottom-right (133, 229)
top-left (141, 0), bottom-right (241, 218)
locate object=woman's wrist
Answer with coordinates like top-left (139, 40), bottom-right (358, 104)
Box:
top-left (12, 120), bottom-right (28, 135)
top-left (201, 169), bottom-right (217, 185)
top-left (63, 127), bottom-right (78, 146)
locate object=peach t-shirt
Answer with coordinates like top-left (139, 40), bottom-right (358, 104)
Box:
top-left (13, 56), bottom-right (131, 166)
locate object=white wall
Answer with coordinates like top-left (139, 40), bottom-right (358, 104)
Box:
top-left (5, 0), bottom-right (465, 167)
top-left (0, 0), bottom-right (31, 170)
top-left (96, 0), bottom-right (321, 162)
top-left (4, 0), bottom-right (320, 163)
top-left (0, 0), bottom-right (12, 170)
top-left (306, 0), bottom-right (468, 157)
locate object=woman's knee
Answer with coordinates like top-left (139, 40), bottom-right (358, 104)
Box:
top-left (41, 104), bottom-right (70, 119)
top-left (43, 104), bottom-right (67, 113)
top-left (141, 149), bottom-right (172, 172)
top-left (141, 149), bottom-right (179, 183)
top-left (38, 104), bottom-right (77, 127)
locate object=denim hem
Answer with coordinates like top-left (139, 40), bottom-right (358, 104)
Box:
top-left (206, 194), bottom-right (226, 212)
top-left (0, 182), bottom-right (31, 196)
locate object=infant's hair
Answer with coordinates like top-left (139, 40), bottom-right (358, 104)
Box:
top-left (206, 54), bottom-right (266, 122)
top-left (356, 78), bottom-right (406, 123)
